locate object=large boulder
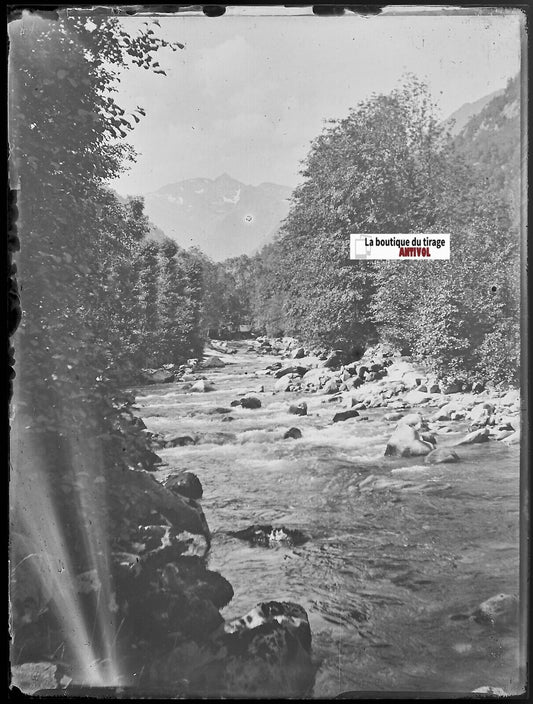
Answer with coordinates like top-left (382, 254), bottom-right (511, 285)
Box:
top-left (384, 425), bottom-right (434, 457)
top-left (275, 375), bottom-right (295, 392)
top-left (397, 412), bottom-right (424, 429)
top-left (165, 472), bottom-right (203, 501)
top-left (152, 602), bottom-right (316, 697)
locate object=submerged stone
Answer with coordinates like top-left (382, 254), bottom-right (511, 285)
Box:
top-left (424, 448), bottom-right (460, 465)
top-left (472, 593), bottom-right (518, 627)
top-left (229, 524), bottom-right (309, 547)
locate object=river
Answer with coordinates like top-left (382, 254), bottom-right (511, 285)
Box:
top-left (134, 342), bottom-right (522, 697)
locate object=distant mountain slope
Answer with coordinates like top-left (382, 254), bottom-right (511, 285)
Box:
top-left (141, 174), bottom-right (292, 261)
top-left (444, 87), bottom-right (505, 136)
top-left (453, 75), bottom-right (521, 211)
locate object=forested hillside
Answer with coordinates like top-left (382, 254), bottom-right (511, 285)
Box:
top-left (204, 76), bottom-right (521, 386)
top-left (453, 75), bottom-right (521, 216)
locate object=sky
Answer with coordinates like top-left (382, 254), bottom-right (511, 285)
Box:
top-left (108, 7), bottom-right (523, 197)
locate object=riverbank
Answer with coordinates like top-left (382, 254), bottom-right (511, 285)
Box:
top-left (132, 337), bottom-right (522, 696)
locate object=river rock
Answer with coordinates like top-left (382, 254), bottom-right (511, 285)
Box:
top-left (439, 379), bottom-right (463, 394)
top-left (384, 425), bottom-right (434, 457)
top-left (202, 356), bottom-right (225, 369)
top-left (274, 366), bottom-right (308, 379)
top-left (289, 401), bottom-right (307, 416)
top-left (469, 403), bottom-right (494, 425)
top-left (322, 378), bottom-right (339, 395)
top-left (500, 389), bottom-right (520, 406)
top-left (204, 602), bottom-right (315, 697)
top-left (291, 347), bottom-right (306, 359)
top-left (384, 412), bottom-right (404, 422)
top-left (206, 407), bottom-right (232, 415)
top-left (240, 396), bottom-right (261, 409)
top-left (501, 429), bottom-right (520, 445)
top-left (471, 381), bottom-right (486, 394)
top-left (229, 525), bottom-right (308, 547)
top-left (346, 398), bottom-right (366, 410)
top-left (472, 593), bottom-right (518, 627)
top-left (322, 350), bottom-right (343, 369)
top-left (332, 409), bottom-right (359, 423)
top-left (455, 427), bottom-right (490, 445)
top-left (424, 448), bottom-right (460, 464)
top-left (165, 472), bottom-right (203, 500)
top-left (275, 375), bottom-right (295, 392)
top-left (190, 380), bottom-right (214, 393)
top-left (144, 368), bottom-right (175, 384)
top-left (165, 434), bottom-right (196, 448)
top-left (404, 390), bottom-right (432, 405)
top-left (397, 412), bottom-right (424, 428)
top-left (224, 601), bottom-right (312, 652)
top-left (284, 427), bottom-right (302, 439)
top-left (301, 368), bottom-right (327, 387)
top-left (402, 371), bottom-right (423, 388)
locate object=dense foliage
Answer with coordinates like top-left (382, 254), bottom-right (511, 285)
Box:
top-left (9, 12), bottom-right (204, 440)
top-left (204, 77), bottom-right (520, 385)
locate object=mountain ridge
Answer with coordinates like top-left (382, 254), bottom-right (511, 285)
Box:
top-left (140, 174), bottom-right (292, 261)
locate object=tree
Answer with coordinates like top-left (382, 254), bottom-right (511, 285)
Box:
top-left (9, 10), bottom-right (183, 676)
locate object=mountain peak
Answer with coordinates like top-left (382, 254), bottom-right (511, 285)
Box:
top-left (143, 176), bottom-right (292, 261)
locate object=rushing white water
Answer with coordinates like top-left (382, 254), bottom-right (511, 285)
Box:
top-left (136, 342), bottom-right (523, 697)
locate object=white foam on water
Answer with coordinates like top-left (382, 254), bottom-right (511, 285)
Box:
top-left (391, 465), bottom-right (430, 475)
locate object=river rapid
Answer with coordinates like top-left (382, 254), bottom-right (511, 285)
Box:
top-left (134, 342), bottom-right (523, 697)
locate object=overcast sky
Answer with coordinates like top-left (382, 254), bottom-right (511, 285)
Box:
top-left (108, 7), bottom-right (522, 197)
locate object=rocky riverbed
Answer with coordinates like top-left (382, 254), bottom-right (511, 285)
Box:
top-left (129, 337), bottom-right (523, 696)
top-left (11, 337), bottom-right (523, 697)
